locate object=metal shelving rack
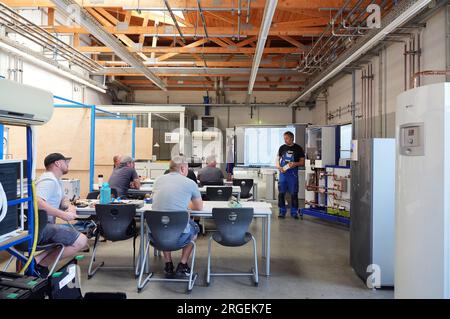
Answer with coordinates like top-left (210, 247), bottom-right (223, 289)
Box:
top-left (0, 126), bottom-right (36, 275)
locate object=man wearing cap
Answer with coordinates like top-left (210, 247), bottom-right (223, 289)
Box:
top-left (35, 153), bottom-right (88, 277)
top-left (108, 155), bottom-right (141, 198)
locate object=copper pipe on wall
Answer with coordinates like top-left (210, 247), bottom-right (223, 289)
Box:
top-left (413, 70), bottom-right (450, 88)
top-left (404, 43), bottom-right (408, 91)
top-left (361, 69), bottom-right (366, 138)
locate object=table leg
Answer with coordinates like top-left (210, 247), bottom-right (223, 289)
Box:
top-left (261, 217), bottom-right (266, 258)
top-left (265, 216), bottom-right (271, 276)
top-left (139, 212), bottom-right (147, 274)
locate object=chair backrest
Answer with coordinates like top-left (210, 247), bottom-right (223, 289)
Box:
top-left (144, 211), bottom-right (189, 251)
top-left (206, 187), bottom-right (232, 201)
top-left (232, 179), bottom-right (254, 198)
top-left (87, 191), bottom-right (100, 199)
top-left (212, 208), bottom-right (254, 246)
top-left (95, 204), bottom-right (137, 241)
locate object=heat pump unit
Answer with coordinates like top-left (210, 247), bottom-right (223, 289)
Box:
top-left (0, 79), bottom-right (53, 126)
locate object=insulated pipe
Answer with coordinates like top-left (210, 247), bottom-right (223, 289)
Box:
top-left (0, 6), bottom-right (100, 71)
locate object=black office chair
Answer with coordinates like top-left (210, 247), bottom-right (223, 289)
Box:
top-left (3, 209), bottom-right (65, 278)
top-left (88, 204), bottom-right (138, 279)
top-left (206, 208), bottom-right (258, 287)
top-left (233, 179), bottom-right (254, 200)
top-left (206, 187), bottom-right (233, 201)
top-left (137, 211), bottom-right (198, 294)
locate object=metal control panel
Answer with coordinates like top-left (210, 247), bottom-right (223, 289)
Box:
top-left (399, 123), bottom-right (424, 156)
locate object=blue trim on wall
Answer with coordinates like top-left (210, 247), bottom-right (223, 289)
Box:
top-left (90, 105), bottom-right (96, 192)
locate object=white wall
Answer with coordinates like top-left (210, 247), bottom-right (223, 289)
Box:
top-left (0, 49), bottom-right (111, 105)
top-left (135, 90), bottom-right (314, 131)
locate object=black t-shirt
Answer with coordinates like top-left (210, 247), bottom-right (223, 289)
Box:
top-left (278, 143), bottom-right (305, 166)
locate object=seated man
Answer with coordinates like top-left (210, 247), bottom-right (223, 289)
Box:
top-left (35, 153), bottom-right (88, 278)
top-left (113, 154), bottom-right (122, 169)
top-left (108, 155), bottom-right (141, 198)
top-left (152, 155), bottom-right (203, 277)
top-left (197, 155), bottom-right (224, 185)
top-left (164, 167), bottom-right (198, 184)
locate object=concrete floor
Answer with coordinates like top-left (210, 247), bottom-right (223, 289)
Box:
top-left (1, 206), bottom-right (394, 299)
top-left (76, 206), bottom-right (394, 299)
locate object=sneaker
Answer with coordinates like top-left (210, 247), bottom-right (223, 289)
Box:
top-left (175, 262), bottom-right (191, 277)
top-left (35, 264), bottom-right (49, 278)
top-left (164, 262), bottom-right (174, 277)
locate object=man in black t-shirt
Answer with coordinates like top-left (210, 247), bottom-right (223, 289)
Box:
top-left (275, 131), bottom-right (305, 219)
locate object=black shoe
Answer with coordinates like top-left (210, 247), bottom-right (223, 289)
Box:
top-left (175, 262), bottom-right (191, 277)
top-left (35, 264), bottom-right (49, 278)
top-left (278, 214), bottom-right (286, 219)
top-left (293, 215), bottom-right (299, 220)
top-left (164, 262), bottom-right (174, 277)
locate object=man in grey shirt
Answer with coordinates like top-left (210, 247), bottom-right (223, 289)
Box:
top-left (197, 155), bottom-right (224, 185)
top-left (108, 155), bottom-right (141, 197)
top-left (36, 153), bottom-right (88, 278)
top-left (152, 155), bottom-right (203, 277)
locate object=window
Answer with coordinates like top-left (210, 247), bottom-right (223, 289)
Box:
top-left (244, 127), bottom-right (296, 167)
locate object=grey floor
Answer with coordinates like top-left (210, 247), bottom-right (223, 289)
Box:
top-left (1, 206), bottom-right (394, 299)
top-left (77, 205), bottom-right (394, 299)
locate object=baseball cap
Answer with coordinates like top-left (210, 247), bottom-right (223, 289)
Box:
top-left (44, 153), bottom-right (72, 168)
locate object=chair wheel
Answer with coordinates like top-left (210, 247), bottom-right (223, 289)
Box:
top-left (254, 282), bottom-right (259, 287)
top-left (137, 288), bottom-right (142, 293)
top-left (206, 281), bottom-right (210, 287)
top-left (186, 289), bottom-right (192, 294)
top-left (87, 275), bottom-right (92, 280)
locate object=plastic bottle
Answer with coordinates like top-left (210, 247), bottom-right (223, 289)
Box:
top-left (99, 182), bottom-right (111, 204)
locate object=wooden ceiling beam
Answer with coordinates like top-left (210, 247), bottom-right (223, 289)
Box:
top-left (42, 25), bottom-right (327, 36)
top-left (77, 46), bottom-right (303, 54)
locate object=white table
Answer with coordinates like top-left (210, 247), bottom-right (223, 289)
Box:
top-left (76, 201), bottom-right (272, 276)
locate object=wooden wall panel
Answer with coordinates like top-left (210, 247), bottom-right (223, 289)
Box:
top-left (94, 119), bottom-right (132, 165)
top-left (135, 127), bottom-right (153, 160)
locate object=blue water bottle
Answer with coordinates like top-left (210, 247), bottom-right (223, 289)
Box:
top-left (100, 182), bottom-right (111, 204)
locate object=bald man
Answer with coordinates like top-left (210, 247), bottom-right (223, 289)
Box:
top-left (151, 155), bottom-right (203, 278)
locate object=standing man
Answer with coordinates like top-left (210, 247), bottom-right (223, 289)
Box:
top-left (35, 153), bottom-right (88, 277)
top-left (276, 131), bottom-right (305, 219)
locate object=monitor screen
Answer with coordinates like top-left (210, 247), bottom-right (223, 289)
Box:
top-left (244, 126), bottom-right (296, 167)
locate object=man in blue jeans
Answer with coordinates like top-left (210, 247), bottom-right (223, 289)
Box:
top-left (151, 155), bottom-right (203, 277)
top-left (276, 131), bottom-right (305, 219)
